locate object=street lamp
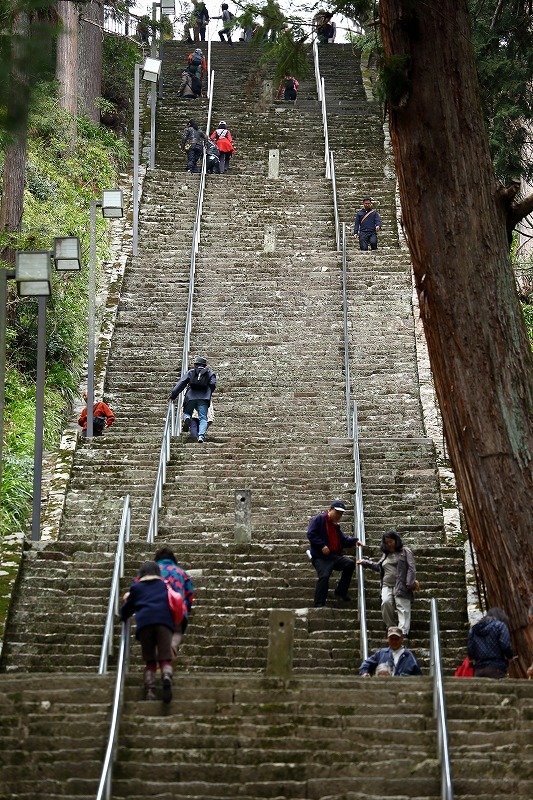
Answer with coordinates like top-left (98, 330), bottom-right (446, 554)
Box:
top-left (15, 251), bottom-right (52, 541)
top-left (133, 59), bottom-right (161, 256)
top-left (86, 191), bottom-right (124, 438)
top-left (53, 237), bottom-right (82, 272)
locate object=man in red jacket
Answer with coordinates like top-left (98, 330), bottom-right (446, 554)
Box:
top-left (78, 391), bottom-right (115, 436)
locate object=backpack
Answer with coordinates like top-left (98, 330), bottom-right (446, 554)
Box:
top-left (189, 52), bottom-right (203, 68)
top-left (93, 415), bottom-right (107, 434)
top-left (285, 78), bottom-right (295, 90)
top-left (190, 367), bottom-right (211, 388)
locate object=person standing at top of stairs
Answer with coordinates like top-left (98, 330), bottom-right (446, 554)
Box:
top-left (169, 356), bottom-right (216, 443)
top-left (215, 3), bottom-right (235, 46)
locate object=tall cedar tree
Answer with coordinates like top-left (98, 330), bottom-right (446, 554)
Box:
top-left (379, 0), bottom-right (533, 674)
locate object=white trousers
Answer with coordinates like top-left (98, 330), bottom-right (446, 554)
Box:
top-left (381, 585), bottom-right (412, 635)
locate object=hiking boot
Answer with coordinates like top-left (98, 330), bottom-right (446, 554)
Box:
top-left (197, 435), bottom-right (205, 443)
top-left (161, 664), bottom-right (173, 704)
top-left (334, 590), bottom-right (352, 602)
top-left (144, 668), bottom-right (157, 701)
top-left (182, 417), bottom-right (191, 433)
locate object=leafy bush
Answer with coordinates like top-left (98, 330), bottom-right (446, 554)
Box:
top-left (0, 81), bottom-right (126, 536)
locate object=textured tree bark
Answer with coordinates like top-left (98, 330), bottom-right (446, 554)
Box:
top-left (77, 0), bottom-right (103, 122)
top-left (380, 0), bottom-right (533, 673)
top-left (56, 0), bottom-right (78, 142)
top-left (0, 12), bottom-right (30, 266)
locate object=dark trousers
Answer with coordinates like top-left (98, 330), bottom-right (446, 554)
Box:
top-left (137, 624), bottom-right (173, 663)
top-left (312, 555), bottom-right (355, 606)
top-left (219, 152), bottom-right (231, 173)
top-left (187, 143), bottom-right (203, 172)
top-left (219, 28), bottom-right (233, 44)
top-left (474, 665), bottom-right (507, 679)
top-left (359, 230), bottom-right (378, 250)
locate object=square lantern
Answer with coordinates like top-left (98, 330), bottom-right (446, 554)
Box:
top-left (53, 236), bottom-right (82, 272)
top-left (15, 251), bottom-right (52, 297)
top-left (101, 190), bottom-right (124, 219)
top-left (142, 57), bottom-right (162, 83)
top-left (161, 0), bottom-right (175, 15)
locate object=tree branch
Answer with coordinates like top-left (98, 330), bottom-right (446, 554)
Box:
top-left (508, 191), bottom-right (533, 230)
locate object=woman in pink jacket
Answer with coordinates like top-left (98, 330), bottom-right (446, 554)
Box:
top-left (210, 120), bottom-right (235, 174)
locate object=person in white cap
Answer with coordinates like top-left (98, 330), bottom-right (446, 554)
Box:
top-left (306, 500), bottom-right (360, 607)
top-left (359, 627), bottom-right (422, 677)
top-left (209, 120), bottom-right (235, 174)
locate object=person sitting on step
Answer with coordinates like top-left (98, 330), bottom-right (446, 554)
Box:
top-left (306, 500), bottom-right (360, 607)
top-left (359, 627), bottom-right (422, 677)
top-left (77, 391), bottom-right (115, 437)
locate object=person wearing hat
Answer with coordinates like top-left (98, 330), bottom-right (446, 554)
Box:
top-left (169, 356), bottom-right (216, 443)
top-left (306, 501), bottom-right (360, 608)
top-left (210, 120), bottom-right (235, 174)
top-left (353, 196), bottom-right (382, 251)
top-left (359, 627), bottom-right (422, 677)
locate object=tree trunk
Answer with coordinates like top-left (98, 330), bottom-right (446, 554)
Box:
top-left (380, 0), bottom-right (533, 673)
top-left (77, 0), bottom-right (103, 122)
top-left (56, 0), bottom-right (78, 142)
top-left (0, 12), bottom-right (30, 266)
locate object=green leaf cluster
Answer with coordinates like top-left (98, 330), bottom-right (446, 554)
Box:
top-left (0, 81), bottom-right (127, 536)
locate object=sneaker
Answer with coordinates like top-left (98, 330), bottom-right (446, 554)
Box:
top-left (197, 435), bottom-right (205, 443)
top-left (182, 417), bottom-right (191, 433)
top-left (162, 675), bottom-right (172, 704)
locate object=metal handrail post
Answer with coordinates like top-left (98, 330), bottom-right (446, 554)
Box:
top-left (352, 400), bottom-right (368, 660)
top-left (133, 63), bottom-right (141, 256)
top-left (207, 39), bottom-right (212, 98)
top-left (96, 620), bottom-right (131, 800)
top-left (322, 79), bottom-right (330, 178)
top-left (430, 598), bottom-right (454, 800)
top-left (342, 224), bottom-right (351, 437)
top-left (331, 153), bottom-right (340, 252)
top-left (99, 495), bottom-right (131, 674)
top-left (206, 71), bottom-right (215, 136)
top-left (313, 39), bottom-right (322, 101)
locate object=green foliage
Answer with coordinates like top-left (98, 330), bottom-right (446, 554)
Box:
top-left (376, 54), bottom-right (411, 107)
top-left (259, 29), bottom-right (310, 83)
top-left (102, 35), bottom-right (140, 130)
top-left (522, 303), bottom-right (533, 348)
top-left (0, 81), bottom-right (125, 536)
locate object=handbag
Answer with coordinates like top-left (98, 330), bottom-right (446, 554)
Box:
top-left (167, 584), bottom-right (185, 626)
top-left (454, 656), bottom-right (475, 677)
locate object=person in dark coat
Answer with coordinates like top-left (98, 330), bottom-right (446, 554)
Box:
top-left (353, 196), bottom-right (382, 250)
top-left (192, 0), bottom-right (209, 41)
top-left (467, 607), bottom-right (514, 679)
top-left (181, 119), bottom-right (208, 173)
top-left (359, 627), bottom-right (422, 677)
top-left (169, 355), bottom-right (216, 443)
top-left (307, 500), bottom-right (360, 607)
top-left (121, 561), bottom-right (174, 702)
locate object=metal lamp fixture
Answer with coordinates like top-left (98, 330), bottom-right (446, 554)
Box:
top-left (15, 251), bottom-right (52, 297)
top-left (160, 0), bottom-right (175, 14)
top-left (53, 236), bottom-right (82, 272)
top-left (101, 190), bottom-right (124, 219)
top-left (142, 57), bottom-right (162, 83)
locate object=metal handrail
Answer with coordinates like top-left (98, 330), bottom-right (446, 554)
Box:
top-left (330, 152), bottom-right (340, 252)
top-left (313, 39), bottom-right (322, 101)
top-left (341, 224), bottom-right (351, 436)
top-left (99, 495), bottom-right (131, 674)
top-left (430, 598), bottom-right (454, 800)
top-left (352, 399), bottom-right (368, 661)
top-left (321, 78), bottom-right (330, 179)
top-left (146, 79), bottom-right (213, 540)
top-left (96, 619), bottom-right (131, 800)
top-left (207, 41), bottom-right (212, 99)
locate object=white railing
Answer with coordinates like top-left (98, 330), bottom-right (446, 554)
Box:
top-left (146, 79), bottom-right (214, 542)
top-left (330, 152), bottom-right (340, 252)
top-left (95, 620), bottom-right (131, 800)
top-left (352, 399), bottom-right (368, 661)
top-left (430, 598), bottom-right (454, 800)
top-left (98, 496), bottom-right (131, 674)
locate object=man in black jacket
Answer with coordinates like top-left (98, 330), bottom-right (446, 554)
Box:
top-left (353, 196), bottom-right (382, 251)
top-left (169, 356), bottom-right (216, 443)
top-left (306, 500), bottom-right (359, 607)
top-left (181, 119), bottom-right (208, 173)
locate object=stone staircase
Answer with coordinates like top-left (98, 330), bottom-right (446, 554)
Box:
top-left (1, 40), bottom-right (532, 800)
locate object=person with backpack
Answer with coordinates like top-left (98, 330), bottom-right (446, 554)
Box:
top-left (275, 75), bottom-right (299, 101)
top-left (169, 356), bottom-right (216, 443)
top-left (181, 119), bottom-right (208, 173)
top-left (215, 3), bottom-right (235, 45)
top-left (186, 48), bottom-right (206, 97)
top-left (353, 196), bottom-right (382, 251)
top-left (120, 561), bottom-right (175, 702)
top-left (77, 391), bottom-right (115, 437)
top-left (210, 120), bottom-right (235, 174)
top-left (192, 0), bottom-right (209, 41)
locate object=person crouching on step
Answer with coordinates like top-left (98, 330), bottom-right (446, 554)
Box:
top-left (121, 561), bottom-right (174, 702)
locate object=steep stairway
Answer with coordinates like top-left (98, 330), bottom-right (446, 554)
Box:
top-left (1, 38), bottom-right (531, 800)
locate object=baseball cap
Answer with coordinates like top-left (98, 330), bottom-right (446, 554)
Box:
top-left (387, 626), bottom-right (403, 638)
top-left (194, 356), bottom-right (207, 366)
top-left (329, 500), bottom-right (346, 512)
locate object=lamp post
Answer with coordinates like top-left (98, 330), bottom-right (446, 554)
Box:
top-left (155, 0), bottom-right (175, 101)
top-left (87, 191), bottom-right (123, 438)
top-left (15, 251), bottom-right (52, 541)
top-left (133, 58), bottom-right (161, 256)
top-left (0, 268), bottom-right (15, 505)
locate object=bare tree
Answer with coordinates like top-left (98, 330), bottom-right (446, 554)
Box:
top-left (379, 0), bottom-right (533, 673)
top-left (56, 0), bottom-right (79, 138)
